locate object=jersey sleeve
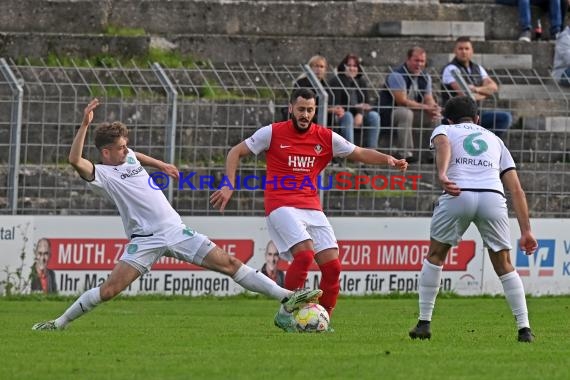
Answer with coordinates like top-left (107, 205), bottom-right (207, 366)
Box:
top-left (499, 141), bottom-right (516, 171)
top-left (429, 125), bottom-right (448, 149)
top-left (425, 74), bottom-right (433, 95)
top-left (386, 72), bottom-right (406, 91)
top-left (442, 65), bottom-right (459, 85)
top-left (332, 132), bottom-right (356, 157)
top-left (245, 125), bottom-right (272, 155)
top-left (479, 65), bottom-right (489, 80)
top-left (87, 164), bottom-right (108, 197)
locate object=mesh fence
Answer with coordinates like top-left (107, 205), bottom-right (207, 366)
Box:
top-left (0, 58), bottom-right (568, 217)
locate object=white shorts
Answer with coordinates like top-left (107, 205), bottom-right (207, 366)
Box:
top-left (120, 224), bottom-right (215, 274)
top-left (430, 191), bottom-right (512, 252)
top-left (266, 206), bottom-right (338, 261)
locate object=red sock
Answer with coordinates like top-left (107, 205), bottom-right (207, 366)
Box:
top-left (318, 258), bottom-right (341, 317)
top-left (284, 250), bottom-right (314, 290)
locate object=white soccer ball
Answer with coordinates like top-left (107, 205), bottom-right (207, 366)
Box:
top-left (293, 303), bottom-right (330, 332)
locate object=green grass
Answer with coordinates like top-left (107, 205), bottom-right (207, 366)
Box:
top-left (1, 295), bottom-right (568, 380)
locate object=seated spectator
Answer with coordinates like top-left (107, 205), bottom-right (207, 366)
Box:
top-left (294, 55), bottom-right (344, 127)
top-left (328, 53), bottom-right (381, 149)
top-left (379, 47), bottom-right (442, 163)
top-left (552, 26), bottom-right (570, 85)
top-left (496, 0), bottom-right (566, 41)
top-left (441, 37), bottom-right (512, 138)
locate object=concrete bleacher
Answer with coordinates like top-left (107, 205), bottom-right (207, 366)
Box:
top-left (0, 0), bottom-right (558, 68)
top-left (431, 54), bottom-right (533, 70)
top-left (377, 21), bottom-right (485, 40)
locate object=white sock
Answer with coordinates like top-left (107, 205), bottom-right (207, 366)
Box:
top-left (55, 287), bottom-right (102, 328)
top-left (233, 264), bottom-right (290, 301)
top-left (500, 271), bottom-right (529, 329)
top-left (418, 259), bottom-right (443, 321)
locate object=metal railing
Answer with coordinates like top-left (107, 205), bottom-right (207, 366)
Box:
top-left (0, 59), bottom-right (568, 217)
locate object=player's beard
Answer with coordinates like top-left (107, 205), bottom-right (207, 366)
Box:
top-left (291, 114), bottom-right (312, 133)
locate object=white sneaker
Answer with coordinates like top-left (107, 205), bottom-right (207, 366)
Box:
top-left (32, 320), bottom-right (61, 331)
top-left (518, 30), bottom-right (532, 42)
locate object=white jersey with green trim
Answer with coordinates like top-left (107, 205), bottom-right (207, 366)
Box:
top-left (430, 123), bottom-right (515, 194)
top-left (88, 148), bottom-right (182, 238)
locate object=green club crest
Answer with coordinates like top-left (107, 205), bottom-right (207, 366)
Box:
top-left (127, 157), bottom-right (136, 164)
top-left (127, 244), bottom-right (138, 254)
top-left (183, 227), bottom-right (195, 237)
top-left (463, 132), bottom-right (488, 156)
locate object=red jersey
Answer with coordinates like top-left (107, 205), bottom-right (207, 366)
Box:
top-left (248, 120), bottom-right (334, 215)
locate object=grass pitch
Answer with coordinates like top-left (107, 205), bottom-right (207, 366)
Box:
top-left (1, 295), bottom-right (568, 380)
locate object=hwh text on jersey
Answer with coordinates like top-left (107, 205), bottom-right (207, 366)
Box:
top-left (288, 155), bottom-right (315, 171)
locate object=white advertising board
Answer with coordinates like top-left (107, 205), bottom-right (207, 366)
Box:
top-left (0, 216), bottom-right (568, 296)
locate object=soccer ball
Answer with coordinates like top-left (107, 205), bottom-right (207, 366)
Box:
top-left (293, 303), bottom-right (329, 332)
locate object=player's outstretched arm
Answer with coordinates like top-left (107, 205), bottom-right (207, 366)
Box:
top-left (501, 170), bottom-right (538, 255)
top-left (210, 141), bottom-right (252, 212)
top-left (69, 99), bottom-right (99, 180)
top-left (135, 152), bottom-right (180, 180)
top-left (346, 146), bottom-right (408, 172)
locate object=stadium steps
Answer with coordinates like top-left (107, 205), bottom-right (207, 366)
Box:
top-left (430, 53), bottom-right (534, 70)
top-left (0, 0), bottom-right (558, 68)
top-left (377, 20), bottom-right (485, 40)
top-left (0, 32), bottom-right (150, 59)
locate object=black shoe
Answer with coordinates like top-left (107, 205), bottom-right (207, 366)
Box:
top-left (409, 320), bottom-right (431, 340)
top-left (517, 327), bottom-right (534, 343)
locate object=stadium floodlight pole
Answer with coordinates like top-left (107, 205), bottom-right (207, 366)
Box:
top-left (451, 70), bottom-right (477, 101)
top-left (0, 58), bottom-right (23, 214)
top-left (303, 64), bottom-right (329, 203)
top-left (151, 62), bottom-right (178, 203)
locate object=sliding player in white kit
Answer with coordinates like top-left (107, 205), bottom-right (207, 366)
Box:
top-left (408, 96), bottom-right (538, 343)
top-left (32, 98), bottom-right (321, 331)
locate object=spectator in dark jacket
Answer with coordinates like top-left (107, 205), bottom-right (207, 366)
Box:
top-left (328, 53), bottom-right (381, 148)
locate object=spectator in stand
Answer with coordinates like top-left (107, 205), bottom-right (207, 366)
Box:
top-left (294, 55), bottom-right (344, 127)
top-left (496, 0), bottom-right (566, 41)
top-left (552, 25), bottom-right (570, 85)
top-left (379, 47), bottom-right (442, 163)
top-left (441, 37), bottom-right (512, 138)
top-left (328, 53), bottom-right (381, 149)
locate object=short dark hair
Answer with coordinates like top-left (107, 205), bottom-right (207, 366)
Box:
top-left (94, 122), bottom-right (129, 150)
top-left (455, 36), bottom-right (472, 44)
top-left (290, 88), bottom-right (316, 103)
top-left (443, 96), bottom-right (478, 123)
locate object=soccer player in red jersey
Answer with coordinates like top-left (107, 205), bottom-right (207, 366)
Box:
top-left (211, 88), bottom-right (408, 332)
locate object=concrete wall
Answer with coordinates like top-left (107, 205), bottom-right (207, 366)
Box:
top-left (0, 1), bottom-right (558, 67)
